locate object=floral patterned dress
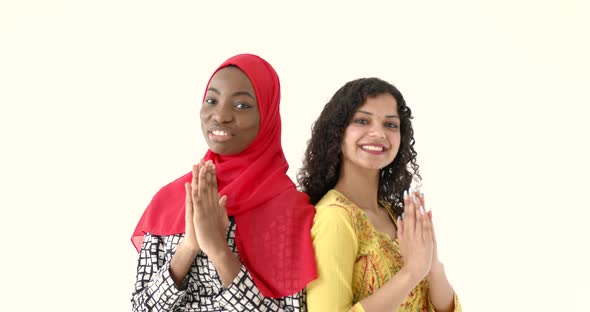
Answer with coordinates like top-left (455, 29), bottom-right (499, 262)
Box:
top-left (306, 190), bottom-right (461, 312)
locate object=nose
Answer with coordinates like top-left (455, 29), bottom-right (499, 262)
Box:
top-left (367, 124), bottom-right (386, 138)
top-left (212, 101), bottom-right (233, 123)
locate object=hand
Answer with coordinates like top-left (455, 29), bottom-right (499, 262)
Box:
top-left (182, 175), bottom-right (200, 253)
top-left (191, 159), bottom-right (230, 259)
top-left (397, 190), bottom-right (433, 282)
top-left (415, 194), bottom-right (441, 271)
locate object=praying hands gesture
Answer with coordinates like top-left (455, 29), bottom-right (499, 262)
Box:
top-left (397, 191), bottom-right (456, 312)
top-left (185, 159), bottom-right (230, 259)
top-left (397, 190), bottom-right (434, 281)
top-left (170, 160), bottom-right (241, 289)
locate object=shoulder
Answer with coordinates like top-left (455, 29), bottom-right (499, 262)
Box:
top-left (315, 190), bottom-right (359, 217)
top-left (311, 190), bottom-right (360, 251)
top-left (313, 190), bottom-right (362, 230)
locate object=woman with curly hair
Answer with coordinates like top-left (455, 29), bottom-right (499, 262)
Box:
top-left (299, 78), bottom-right (461, 312)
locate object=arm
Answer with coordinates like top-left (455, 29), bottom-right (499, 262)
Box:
top-left (191, 161), bottom-right (242, 287)
top-left (418, 193), bottom-right (460, 312)
top-left (213, 265), bottom-right (306, 312)
top-left (190, 161), bottom-right (303, 310)
top-left (131, 234), bottom-right (188, 312)
top-left (208, 245), bottom-right (242, 288)
top-left (426, 263), bottom-right (461, 312)
top-left (307, 192), bottom-right (434, 312)
top-left (306, 205), bottom-right (364, 312)
top-left (357, 191), bottom-right (435, 312)
top-left (168, 181), bottom-right (202, 288)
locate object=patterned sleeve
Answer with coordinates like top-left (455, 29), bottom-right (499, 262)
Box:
top-left (131, 233), bottom-right (188, 312)
top-left (427, 291), bottom-right (462, 312)
top-left (214, 264), bottom-right (306, 312)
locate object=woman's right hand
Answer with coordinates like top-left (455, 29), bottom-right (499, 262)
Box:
top-left (168, 167), bottom-right (201, 288)
top-left (397, 190), bottom-right (434, 282)
top-left (180, 167), bottom-right (200, 254)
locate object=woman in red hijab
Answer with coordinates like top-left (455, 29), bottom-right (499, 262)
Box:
top-left (131, 54), bottom-right (317, 311)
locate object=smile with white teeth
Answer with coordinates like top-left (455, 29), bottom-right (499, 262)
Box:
top-left (211, 130), bottom-right (230, 136)
top-left (361, 145), bottom-right (384, 152)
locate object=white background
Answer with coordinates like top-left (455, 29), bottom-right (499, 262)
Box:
top-left (1, 1), bottom-right (589, 311)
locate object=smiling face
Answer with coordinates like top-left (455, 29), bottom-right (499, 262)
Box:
top-left (200, 66), bottom-right (260, 155)
top-left (341, 93), bottom-right (401, 171)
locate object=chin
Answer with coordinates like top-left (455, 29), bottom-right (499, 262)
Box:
top-left (210, 146), bottom-right (242, 156)
top-left (356, 161), bottom-right (385, 171)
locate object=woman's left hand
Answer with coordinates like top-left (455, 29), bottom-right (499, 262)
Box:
top-left (415, 193), bottom-right (443, 274)
top-left (191, 159), bottom-right (230, 259)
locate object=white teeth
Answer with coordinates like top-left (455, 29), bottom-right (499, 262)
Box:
top-left (211, 130), bottom-right (229, 136)
top-left (361, 145), bottom-right (383, 152)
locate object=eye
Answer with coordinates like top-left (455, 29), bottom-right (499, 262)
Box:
top-left (385, 122), bottom-right (399, 129)
top-left (353, 118), bottom-right (368, 125)
top-left (234, 102), bottom-right (252, 109)
top-left (204, 97), bottom-right (217, 105)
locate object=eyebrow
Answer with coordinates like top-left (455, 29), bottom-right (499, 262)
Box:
top-left (357, 110), bottom-right (400, 119)
top-left (207, 87), bottom-right (255, 100)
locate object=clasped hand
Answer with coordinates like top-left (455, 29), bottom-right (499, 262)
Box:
top-left (397, 191), bottom-right (441, 281)
top-left (182, 159), bottom-right (230, 259)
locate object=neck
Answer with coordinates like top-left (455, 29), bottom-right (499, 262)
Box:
top-left (334, 162), bottom-right (380, 212)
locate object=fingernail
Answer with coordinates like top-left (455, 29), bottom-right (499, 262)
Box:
top-left (420, 206), bottom-right (425, 215)
top-left (397, 216), bottom-right (401, 223)
top-left (403, 190), bottom-right (408, 199)
top-left (401, 212), bottom-right (405, 219)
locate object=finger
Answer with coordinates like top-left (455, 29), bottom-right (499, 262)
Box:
top-left (403, 189), bottom-right (416, 235)
top-left (198, 161), bottom-right (208, 198)
top-left (205, 162), bottom-right (213, 194)
top-left (418, 192), bottom-right (426, 212)
top-left (428, 210), bottom-right (437, 243)
top-left (219, 195), bottom-right (229, 228)
top-left (396, 215), bottom-right (403, 240)
top-left (191, 164), bottom-right (199, 189)
top-left (422, 211), bottom-right (433, 243)
top-left (185, 182), bottom-right (193, 222)
top-left (210, 163), bottom-right (219, 192)
top-left (204, 163), bottom-right (216, 208)
top-left (207, 163), bottom-right (220, 208)
top-left (415, 194), bottom-right (424, 239)
top-left (191, 164), bottom-right (199, 204)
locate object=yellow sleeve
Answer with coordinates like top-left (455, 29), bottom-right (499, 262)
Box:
top-left (306, 205), bottom-right (365, 312)
top-left (427, 291), bottom-right (462, 312)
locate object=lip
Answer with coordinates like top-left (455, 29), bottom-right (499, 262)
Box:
top-left (359, 143), bottom-right (388, 155)
top-left (207, 125), bottom-right (233, 142)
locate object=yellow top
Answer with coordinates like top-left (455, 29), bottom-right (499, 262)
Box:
top-left (306, 189), bottom-right (461, 312)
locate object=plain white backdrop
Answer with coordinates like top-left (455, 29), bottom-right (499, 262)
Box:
top-left (1, 1), bottom-right (589, 311)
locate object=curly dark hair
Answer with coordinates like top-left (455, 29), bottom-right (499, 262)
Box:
top-left (297, 77), bottom-right (420, 216)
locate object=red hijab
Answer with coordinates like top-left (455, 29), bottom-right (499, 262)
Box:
top-left (131, 54), bottom-right (317, 298)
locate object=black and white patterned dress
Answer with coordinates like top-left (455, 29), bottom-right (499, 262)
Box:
top-left (131, 217), bottom-right (306, 312)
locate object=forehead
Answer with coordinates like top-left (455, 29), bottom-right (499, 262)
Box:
top-left (208, 66), bottom-right (255, 92)
top-left (356, 93), bottom-right (399, 115)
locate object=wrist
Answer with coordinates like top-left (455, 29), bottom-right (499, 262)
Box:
top-left (399, 266), bottom-right (427, 286)
top-left (178, 239), bottom-right (200, 258)
top-left (208, 246), bottom-right (234, 265)
top-left (427, 261), bottom-right (445, 280)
